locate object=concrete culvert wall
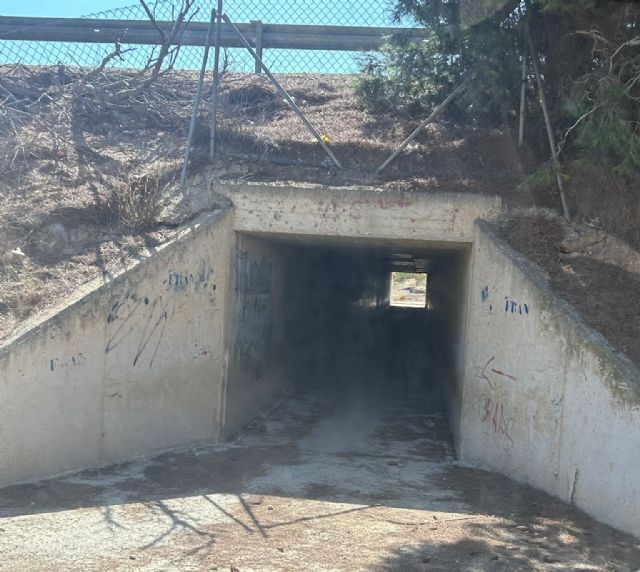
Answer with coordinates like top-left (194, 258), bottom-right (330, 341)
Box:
top-left (0, 186), bottom-right (497, 486)
top-left (0, 210), bottom-right (234, 485)
top-left (1, 183), bottom-right (639, 540)
top-left (461, 221), bottom-right (640, 538)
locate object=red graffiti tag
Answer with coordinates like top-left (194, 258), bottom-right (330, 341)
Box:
top-left (481, 396), bottom-right (513, 444)
top-left (480, 356), bottom-right (517, 390)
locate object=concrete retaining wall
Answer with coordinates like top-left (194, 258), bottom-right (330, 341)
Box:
top-left (218, 183), bottom-right (502, 243)
top-left (0, 210), bottom-right (233, 485)
top-left (3, 182), bottom-right (638, 540)
top-left (460, 221), bottom-right (640, 537)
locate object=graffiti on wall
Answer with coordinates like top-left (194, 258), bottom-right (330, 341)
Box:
top-left (480, 286), bottom-right (493, 311)
top-left (480, 287), bottom-right (530, 317)
top-left (164, 260), bottom-right (214, 295)
top-left (480, 356), bottom-right (517, 390)
top-left (481, 394), bottom-right (514, 444)
top-left (106, 294), bottom-right (169, 368)
top-left (233, 248), bottom-right (273, 379)
top-left (504, 296), bottom-right (529, 316)
top-left (479, 355), bottom-right (516, 445)
top-left (104, 258), bottom-right (215, 368)
top-left (50, 353), bottom-right (86, 372)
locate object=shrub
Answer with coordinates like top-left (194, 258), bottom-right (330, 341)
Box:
top-left (355, 32), bottom-right (455, 116)
top-left (110, 173), bottom-right (167, 230)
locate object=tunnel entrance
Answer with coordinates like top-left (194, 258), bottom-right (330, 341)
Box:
top-left (225, 232), bottom-right (472, 450)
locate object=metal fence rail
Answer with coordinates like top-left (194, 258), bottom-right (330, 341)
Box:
top-left (0, 0), bottom-right (421, 74)
top-left (0, 17), bottom-right (424, 52)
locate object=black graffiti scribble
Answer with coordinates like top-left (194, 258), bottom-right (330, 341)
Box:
top-left (106, 294), bottom-right (170, 368)
top-left (133, 297), bottom-right (169, 368)
top-left (165, 260), bottom-right (213, 293)
top-left (105, 297), bottom-right (144, 354)
top-left (504, 296), bottom-right (529, 315)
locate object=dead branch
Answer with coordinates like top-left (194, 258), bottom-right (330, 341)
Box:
top-left (74, 0), bottom-right (198, 103)
top-left (85, 39), bottom-right (136, 81)
top-left (139, 0), bottom-right (197, 81)
top-left (560, 21), bottom-right (640, 157)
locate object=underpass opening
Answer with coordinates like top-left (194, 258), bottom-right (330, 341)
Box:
top-left (225, 232), bottom-right (472, 453)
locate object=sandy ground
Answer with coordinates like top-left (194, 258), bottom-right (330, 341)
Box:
top-left (0, 373), bottom-right (638, 571)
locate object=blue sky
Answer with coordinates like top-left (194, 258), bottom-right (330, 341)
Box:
top-left (1, 0), bottom-right (399, 26)
top-left (1, 1), bottom-right (402, 73)
top-left (1, 1), bottom-right (131, 17)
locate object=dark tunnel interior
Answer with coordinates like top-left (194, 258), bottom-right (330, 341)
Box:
top-left (226, 233), bottom-right (471, 443)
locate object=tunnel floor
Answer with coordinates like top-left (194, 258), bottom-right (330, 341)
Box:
top-left (1, 369), bottom-right (639, 570)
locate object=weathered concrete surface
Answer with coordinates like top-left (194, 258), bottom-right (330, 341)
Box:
top-left (217, 182), bottom-right (503, 243)
top-left (0, 375), bottom-right (638, 571)
top-left (0, 209), bottom-right (233, 485)
top-left (224, 234), bottom-right (292, 436)
top-left (425, 247), bottom-right (472, 449)
top-left (460, 221), bottom-right (640, 538)
top-left (2, 179), bottom-right (639, 549)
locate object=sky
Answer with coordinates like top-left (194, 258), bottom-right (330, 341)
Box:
top-left (1, 0), bottom-right (402, 73)
top-left (1, 1), bottom-right (133, 17)
top-left (1, 0), bottom-right (399, 24)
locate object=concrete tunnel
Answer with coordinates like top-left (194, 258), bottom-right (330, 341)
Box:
top-left (224, 232), bottom-right (471, 444)
top-left (4, 186), bottom-right (639, 538)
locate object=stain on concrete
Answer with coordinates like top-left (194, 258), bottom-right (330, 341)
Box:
top-left (233, 248), bottom-right (273, 379)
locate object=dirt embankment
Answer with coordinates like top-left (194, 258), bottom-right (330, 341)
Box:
top-left (1, 65), bottom-right (639, 365)
top-left (0, 66), bottom-right (526, 343)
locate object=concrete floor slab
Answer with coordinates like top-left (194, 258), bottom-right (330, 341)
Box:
top-left (0, 379), bottom-right (638, 571)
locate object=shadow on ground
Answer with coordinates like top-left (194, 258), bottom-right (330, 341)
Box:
top-left (0, 374), bottom-right (638, 570)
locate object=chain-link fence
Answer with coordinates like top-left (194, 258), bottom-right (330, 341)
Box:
top-left (0, 0), bottom-right (413, 74)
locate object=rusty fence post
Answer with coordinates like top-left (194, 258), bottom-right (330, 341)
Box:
top-left (181, 7), bottom-right (216, 186)
top-left (223, 13), bottom-right (342, 168)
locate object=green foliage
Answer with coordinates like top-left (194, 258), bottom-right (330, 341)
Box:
top-left (517, 163), bottom-right (563, 193)
top-left (356, 0), bottom-right (640, 181)
top-left (564, 32), bottom-right (640, 178)
top-left (355, 32), bottom-right (455, 115)
top-left (391, 272), bottom-right (427, 286)
top-left (356, 0), bottom-right (525, 125)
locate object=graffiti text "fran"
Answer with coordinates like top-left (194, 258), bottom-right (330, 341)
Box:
top-left (504, 296), bottom-right (529, 316)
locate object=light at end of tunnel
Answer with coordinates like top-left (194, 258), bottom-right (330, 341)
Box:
top-left (389, 271), bottom-right (427, 309)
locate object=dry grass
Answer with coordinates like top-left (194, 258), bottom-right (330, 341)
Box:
top-left (110, 173), bottom-right (169, 230)
top-left (0, 65), bottom-right (527, 344)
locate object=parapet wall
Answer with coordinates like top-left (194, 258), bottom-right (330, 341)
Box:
top-left (460, 221), bottom-right (640, 537)
top-left (0, 210), bottom-right (234, 485)
top-left (217, 182), bottom-right (503, 243)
